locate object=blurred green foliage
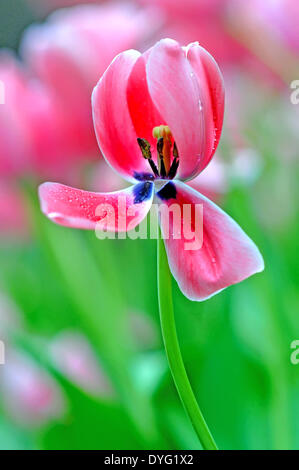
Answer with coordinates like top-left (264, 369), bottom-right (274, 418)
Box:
top-left (0, 0), bottom-right (35, 50)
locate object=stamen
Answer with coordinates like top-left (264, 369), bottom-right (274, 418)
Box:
top-left (137, 138), bottom-right (159, 177)
top-left (153, 126), bottom-right (172, 173)
top-left (148, 159), bottom-right (159, 177)
top-left (168, 141), bottom-right (180, 179)
top-left (137, 126), bottom-right (180, 180)
top-left (137, 138), bottom-right (152, 160)
top-left (152, 126), bottom-right (160, 139)
top-left (156, 137), bottom-right (164, 159)
top-left (153, 125), bottom-right (171, 139)
top-left (157, 137), bottom-right (166, 178)
top-left (173, 141), bottom-right (179, 160)
top-left (168, 157), bottom-right (179, 179)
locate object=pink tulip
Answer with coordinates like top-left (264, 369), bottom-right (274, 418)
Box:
top-left (0, 3), bottom-right (157, 185)
top-left (187, 157), bottom-right (228, 203)
top-left (0, 52), bottom-right (83, 180)
top-left (0, 350), bottom-right (66, 427)
top-left (39, 39), bottom-right (264, 301)
top-left (50, 331), bottom-right (113, 397)
top-left (0, 292), bottom-right (22, 338)
top-left (0, 54), bottom-right (32, 177)
top-left (129, 311), bottom-right (159, 349)
top-left (22, 3), bottom-right (155, 95)
top-left (273, 0), bottom-right (299, 54)
top-left (226, 0), bottom-right (299, 85)
top-left (0, 182), bottom-right (29, 236)
top-left (139, 0), bottom-right (295, 86)
top-left (137, 0), bottom-right (247, 66)
top-left (88, 160), bottom-right (128, 193)
top-left (232, 0), bottom-right (299, 55)
top-left (20, 3), bottom-right (157, 165)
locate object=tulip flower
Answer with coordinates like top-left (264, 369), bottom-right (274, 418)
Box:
top-left (39, 39), bottom-right (264, 449)
top-left (227, 0), bottom-right (299, 85)
top-left (50, 331), bottom-right (113, 397)
top-left (187, 156), bottom-right (228, 203)
top-left (0, 51), bottom-right (86, 180)
top-left (0, 4), bottom-right (158, 234)
top-left (39, 39), bottom-right (264, 300)
top-left (0, 182), bottom-right (29, 237)
top-left (0, 292), bottom-right (22, 338)
top-left (0, 350), bottom-right (66, 427)
top-left (20, 3), bottom-right (158, 164)
top-left (138, 0), bottom-right (294, 87)
top-left (0, 53), bottom-right (32, 178)
top-left (137, 0), bottom-right (248, 66)
top-left (0, 3), bottom-right (158, 183)
top-left (231, 0), bottom-right (299, 55)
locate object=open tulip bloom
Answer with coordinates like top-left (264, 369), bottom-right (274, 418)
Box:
top-left (39, 39), bottom-right (264, 449)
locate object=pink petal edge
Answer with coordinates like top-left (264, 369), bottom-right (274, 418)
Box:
top-left (39, 181), bottom-right (154, 232)
top-left (92, 50), bottom-right (149, 183)
top-left (146, 39), bottom-right (205, 181)
top-left (186, 42), bottom-right (225, 173)
top-left (157, 181), bottom-right (264, 301)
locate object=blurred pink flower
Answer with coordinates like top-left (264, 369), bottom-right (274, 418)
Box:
top-left (272, 0), bottom-right (299, 54)
top-left (39, 39), bottom-right (264, 301)
top-left (129, 311), bottom-right (159, 350)
top-left (0, 3), bottom-right (157, 182)
top-left (233, 0), bottom-right (299, 55)
top-left (0, 54), bottom-right (32, 178)
top-left (0, 3), bottom-right (159, 235)
top-left (139, 0), bottom-right (296, 86)
top-left (0, 52), bottom-right (83, 180)
top-left (0, 350), bottom-right (66, 427)
top-left (88, 160), bottom-right (127, 193)
top-left (50, 330), bottom-right (114, 397)
top-left (227, 0), bottom-right (299, 85)
top-left (0, 181), bottom-right (29, 237)
top-left (137, 0), bottom-right (247, 66)
top-left (188, 157), bottom-right (228, 203)
top-left (0, 292), bottom-right (22, 338)
top-left (20, 3), bottom-right (157, 165)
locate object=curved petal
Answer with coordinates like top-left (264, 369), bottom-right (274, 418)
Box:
top-left (127, 53), bottom-right (165, 156)
top-left (92, 50), bottom-right (150, 183)
top-left (39, 181), bottom-right (154, 232)
top-left (186, 42), bottom-right (225, 173)
top-left (156, 181), bottom-right (264, 301)
top-left (146, 39), bottom-right (205, 181)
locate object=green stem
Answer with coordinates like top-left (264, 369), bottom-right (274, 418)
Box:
top-left (157, 230), bottom-right (218, 450)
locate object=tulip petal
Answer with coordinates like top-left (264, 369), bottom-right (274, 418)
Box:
top-left (92, 50), bottom-right (150, 183)
top-left (186, 42), bottom-right (225, 173)
top-left (156, 181), bottom-right (264, 301)
top-left (127, 53), bottom-right (165, 156)
top-left (39, 181), bottom-right (154, 232)
top-left (146, 39), bottom-right (205, 181)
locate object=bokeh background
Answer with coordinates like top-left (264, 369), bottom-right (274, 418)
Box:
top-left (0, 0), bottom-right (298, 450)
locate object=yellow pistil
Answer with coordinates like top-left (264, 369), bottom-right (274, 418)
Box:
top-left (153, 125), bottom-right (173, 174)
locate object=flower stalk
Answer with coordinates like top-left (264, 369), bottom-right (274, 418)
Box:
top-left (157, 228), bottom-right (218, 450)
